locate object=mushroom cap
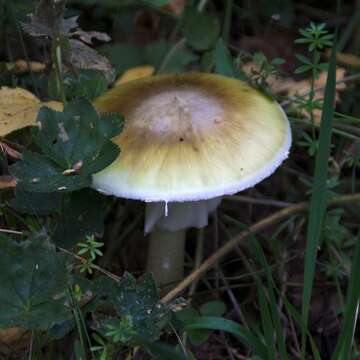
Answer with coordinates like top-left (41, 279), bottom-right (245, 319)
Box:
top-left (93, 73), bottom-right (291, 202)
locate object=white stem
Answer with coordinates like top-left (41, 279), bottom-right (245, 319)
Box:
top-left (146, 228), bottom-right (186, 290)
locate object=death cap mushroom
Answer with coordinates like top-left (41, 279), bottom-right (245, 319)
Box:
top-left (93, 73), bottom-right (291, 230)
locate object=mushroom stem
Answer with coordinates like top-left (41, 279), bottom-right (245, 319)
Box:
top-left (146, 228), bottom-right (186, 290)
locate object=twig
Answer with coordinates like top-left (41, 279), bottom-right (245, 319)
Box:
top-left (0, 228), bottom-right (23, 235)
top-left (224, 195), bottom-right (292, 208)
top-left (161, 193), bottom-right (360, 303)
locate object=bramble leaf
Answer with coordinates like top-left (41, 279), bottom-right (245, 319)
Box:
top-left (10, 99), bottom-right (123, 193)
top-left (95, 273), bottom-right (171, 344)
top-left (0, 235), bottom-right (71, 330)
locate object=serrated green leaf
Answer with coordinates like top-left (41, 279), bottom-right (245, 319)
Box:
top-left (0, 235), bottom-right (71, 330)
top-left (10, 99), bottom-right (123, 193)
top-left (53, 188), bottom-right (109, 248)
top-left (10, 189), bottom-right (61, 215)
top-left (95, 273), bottom-right (171, 345)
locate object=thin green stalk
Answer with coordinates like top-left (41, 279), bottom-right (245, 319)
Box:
top-left (53, 38), bottom-right (66, 104)
top-left (222, 0), bottom-right (233, 44)
top-left (332, 235), bottom-right (360, 359)
top-left (300, 24), bottom-right (339, 360)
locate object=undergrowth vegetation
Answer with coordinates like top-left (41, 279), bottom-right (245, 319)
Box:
top-left (0, 0), bottom-right (360, 359)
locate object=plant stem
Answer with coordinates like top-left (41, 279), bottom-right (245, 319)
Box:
top-left (147, 228), bottom-right (186, 291)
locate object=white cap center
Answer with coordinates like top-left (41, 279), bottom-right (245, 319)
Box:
top-left (130, 89), bottom-right (224, 136)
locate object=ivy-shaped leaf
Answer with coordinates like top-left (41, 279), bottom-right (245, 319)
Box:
top-left (10, 99), bottom-right (123, 193)
top-left (0, 235), bottom-right (71, 330)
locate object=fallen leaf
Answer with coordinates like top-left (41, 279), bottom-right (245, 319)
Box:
top-left (0, 60), bottom-right (45, 75)
top-left (0, 142), bottom-right (21, 159)
top-left (0, 175), bottom-right (17, 189)
top-left (69, 39), bottom-right (115, 82)
top-left (242, 62), bottom-right (346, 123)
top-left (0, 87), bottom-right (63, 137)
top-left (326, 49), bottom-right (360, 69)
top-left (164, 0), bottom-right (187, 16)
top-left (114, 65), bottom-right (155, 86)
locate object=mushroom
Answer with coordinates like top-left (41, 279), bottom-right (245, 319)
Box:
top-left (93, 73), bottom-right (291, 289)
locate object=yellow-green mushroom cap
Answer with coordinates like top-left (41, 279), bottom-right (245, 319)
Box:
top-left (93, 73), bottom-right (291, 203)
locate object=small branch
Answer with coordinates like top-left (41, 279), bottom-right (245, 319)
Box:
top-left (161, 193), bottom-right (360, 303)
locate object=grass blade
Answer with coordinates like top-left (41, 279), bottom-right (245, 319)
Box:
top-left (332, 235), bottom-right (360, 359)
top-left (300, 32), bottom-right (338, 358)
top-left (185, 316), bottom-right (268, 358)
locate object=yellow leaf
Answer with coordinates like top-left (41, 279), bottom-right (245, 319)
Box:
top-left (114, 65), bottom-right (155, 86)
top-left (0, 87), bottom-right (63, 137)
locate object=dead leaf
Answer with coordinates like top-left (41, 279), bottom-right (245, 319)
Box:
top-left (0, 142), bottom-right (21, 159)
top-left (0, 176), bottom-right (17, 189)
top-left (0, 87), bottom-right (63, 137)
top-left (243, 62), bottom-right (346, 123)
top-left (326, 49), bottom-right (360, 69)
top-left (69, 39), bottom-right (115, 82)
top-left (114, 65), bottom-right (155, 86)
top-left (72, 30), bottom-right (111, 45)
top-left (164, 0), bottom-right (187, 16)
top-left (0, 60), bottom-right (46, 75)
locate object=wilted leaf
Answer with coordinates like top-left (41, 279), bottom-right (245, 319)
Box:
top-left (70, 39), bottom-right (115, 82)
top-left (72, 30), bottom-right (111, 45)
top-left (53, 189), bottom-right (109, 248)
top-left (0, 87), bottom-right (63, 137)
top-left (10, 99), bottom-right (123, 193)
top-left (114, 65), bottom-right (155, 86)
top-left (0, 235), bottom-right (71, 330)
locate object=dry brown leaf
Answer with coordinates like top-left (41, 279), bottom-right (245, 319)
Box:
top-left (164, 0), bottom-right (187, 16)
top-left (0, 87), bottom-right (63, 137)
top-left (114, 65), bottom-right (155, 86)
top-left (0, 141), bottom-right (21, 159)
top-left (0, 176), bottom-right (17, 189)
top-left (326, 49), bottom-right (360, 69)
top-left (0, 60), bottom-right (46, 75)
top-left (243, 62), bottom-right (346, 123)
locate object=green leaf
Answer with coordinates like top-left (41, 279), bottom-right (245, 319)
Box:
top-left (145, 40), bottom-right (198, 73)
top-left (101, 43), bottom-right (145, 76)
top-left (10, 189), bottom-right (61, 215)
top-left (0, 235), bottom-right (71, 330)
top-left (301, 34), bottom-right (338, 357)
top-left (63, 70), bottom-right (109, 101)
top-left (182, 7), bottom-right (220, 51)
top-left (138, 337), bottom-right (187, 360)
top-left (185, 317), bottom-right (267, 358)
top-left (141, 0), bottom-right (170, 6)
top-left (53, 189), bottom-right (109, 248)
top-left (214, 38), bottom-right (234, 77)
top-left (96, 272), bottom-right (171, 344)
top-left (332, 235), bottom-right (360, 360)
top-left (200, 301), bottom-right (226, 317)
top-left (10, 99), bottom-right (123, 193)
